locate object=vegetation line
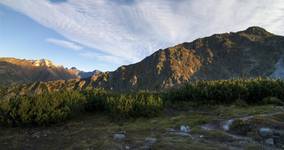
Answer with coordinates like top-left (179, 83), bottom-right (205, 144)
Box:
top-left (0, 78), bottom-right (283, 126)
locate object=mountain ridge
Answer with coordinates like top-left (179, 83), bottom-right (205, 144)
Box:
top-left (89, 26), bottom-right (284, 91)
top-left (1, 26), bottom-right (284, 93)
top-left (0, 57), bottom-right (100, 85)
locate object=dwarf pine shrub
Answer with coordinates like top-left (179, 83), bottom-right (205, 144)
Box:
top-left (0, 90), bottom-right (86, 126)
top-left (105, 93), bottom-right (163, 118)
top-left (166, 78), bottom-right (284, 105)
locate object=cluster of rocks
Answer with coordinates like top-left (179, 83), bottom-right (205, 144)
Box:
top-left (258, 127), bottom-right (283, 147)
top-left (112, 124), bottom-right (193, 149)
top-left (112, 131), bottom-right (158, 149)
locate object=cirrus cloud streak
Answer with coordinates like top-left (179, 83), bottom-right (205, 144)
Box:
top-left (1, 0), bottom-right (284, 67)
top-left (46, 38), bottom-right (83, 51)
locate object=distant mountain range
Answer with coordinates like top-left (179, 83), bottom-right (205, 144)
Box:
top-left (1, 26), bottom-right (284, 93)
top-left (0, 58), bottom-right (100, 85)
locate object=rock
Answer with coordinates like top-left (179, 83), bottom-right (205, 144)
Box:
top-left (167, 128), bottom-right (176, 132)
top-left (113, 132), bottom-right (126, 141)
top-left (265, 138), bottom-right (274, 145)
top-left (145, 137), bottom-right (157, 145)
top-left (180, 125), bottom-right (190, 133)
top-left (259, 128), bottom-right (273, 137)
top-left (125, 145), bottom-right (130, 150)
top-left (222, 119), bottom-right (234, 131)
top-left (143, 137), bottom-right (157, 149)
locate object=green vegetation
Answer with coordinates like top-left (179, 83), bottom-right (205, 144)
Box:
top-left (0, 90), bottom-right (163, 126)
top-left (84, 90), bottom-right (163, 118)
top-left (166, 78), bottom-right (284, 105)
top-left (0, 78), bottom-right (283, 126)
top-left (229, 119), bottom-right (252, 135)
top-left (105, 93), bottom-right (163, 118)
top-left (0, 91), bottom-right (86, 126)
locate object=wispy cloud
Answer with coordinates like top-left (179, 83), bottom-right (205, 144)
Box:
top-left (46, 38), bottom-right (83, 51)
top-left (79, 51), bottom-right (125, 65)
top-left (1, 0), bottom-right (284, 67)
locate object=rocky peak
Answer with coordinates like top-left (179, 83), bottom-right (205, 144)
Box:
top-left (31, 59), bottom-right (57, 67)
top-left (242, 26), bottom-right (272, 36)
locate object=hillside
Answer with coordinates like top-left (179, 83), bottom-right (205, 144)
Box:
top-left (90, 26), bottom-right (284, 91)
top-left (0, 58), bottom-right (98, 85)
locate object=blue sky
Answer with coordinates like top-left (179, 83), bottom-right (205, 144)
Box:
top-left (0, 4), bottom-right (115, 71)
top-left (0, 0), bottom-right (284, 71)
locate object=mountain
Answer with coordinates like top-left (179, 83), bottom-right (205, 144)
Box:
top-left (89, 26), bottom-right (284, 91)
top-left (2, 26), bottom-right (284, 94)
top-left (69, 67), bottom-right (102, 79)
top-left (0, 58), bottom-right (98, 85)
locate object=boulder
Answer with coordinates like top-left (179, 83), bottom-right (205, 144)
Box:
top-left (180, 125), bottom-right (190, 133)
top-left (113, 132), bottom-right (126, 141)
top-left (259, 128), bottom-right (273, 137)
top-left (265, 138), bottom-right (274, 145)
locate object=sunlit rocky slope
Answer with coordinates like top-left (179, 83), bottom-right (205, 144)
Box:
top-left (0, 58), bottom-right (99, 85)
top-left (90, 26), bottom-right (284, 91)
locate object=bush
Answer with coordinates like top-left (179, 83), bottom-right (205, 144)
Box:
top-left (261, 97), bottom-right (284, 106)
top-left (83, 88), bottom-right (108, 111)
top-left (0, 91), bottom-right (86, 126)
top-left (105, 93), bottom-right (163, 118)
top-left (166, 78), bottom-right (284, 105)
top-left (234, 99), bottom-right (248, 107)
top-left (0, 89), bottom-right (164, 126)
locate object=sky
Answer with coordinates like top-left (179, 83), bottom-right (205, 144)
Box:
top-left (0, 0), bottom-right (284, 71)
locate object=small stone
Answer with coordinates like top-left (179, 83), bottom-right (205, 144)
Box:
top-left (265, 138), bottom-right (274, 145)
top-left (167, 128), bottom-right (176, 132)
top-left (180, 125), bottom-right (190, 133)
top-left (113, 133), bottom-right (126, 141)
top-left (145, 137), bottom-right (157, 145)
top-left (125, 145), bottom-right (130, 150)
top-left (259, 128), bottom-right (273, 137)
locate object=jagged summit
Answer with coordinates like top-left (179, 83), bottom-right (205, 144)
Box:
top-left (31, 59), bottom-right (58, 67)
top-left (240, 26), bottom-right (273, 37)
top-left (0, 57), bottom-right (59, 68)
top-left (245, 26), bottom-right (269, 33)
